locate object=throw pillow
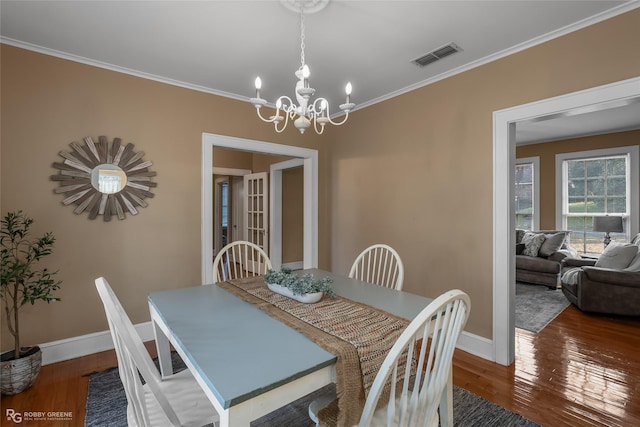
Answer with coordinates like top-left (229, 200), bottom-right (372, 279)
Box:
top-left (521, 232), bottom-right (545, 257)
top-left (539, 232), bottom-right (566, 257)
top-left (624, 246), bottom-right (640, 272)
top-left (595, 242), bottom-right (638, 269)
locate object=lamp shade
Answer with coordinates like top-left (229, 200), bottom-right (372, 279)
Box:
top-left (592, 216), bottom-right (624, 233)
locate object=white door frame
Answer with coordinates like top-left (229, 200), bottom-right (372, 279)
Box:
top-left (202, 133), bottom-right (319, 284)
top-left (270, 158), bottom-right (305, 270)
top-left (493, 76), bottom-right (640, 365)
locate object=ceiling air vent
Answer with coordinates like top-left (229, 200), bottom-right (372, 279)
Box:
top-left (412, 42), bottom-right (462, 67)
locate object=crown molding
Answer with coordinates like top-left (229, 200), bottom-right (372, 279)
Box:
top-left (354, 1), bottom-right (640, 111)
top-left (0, 36), bottom-right (247, 103)
top-left (2, 2), bottom-right (638, 111)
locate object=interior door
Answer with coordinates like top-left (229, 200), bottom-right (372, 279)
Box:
top-left (244, 172), bottom-right (269, 270)
top-left (231, 176), bottom-right (244, 243)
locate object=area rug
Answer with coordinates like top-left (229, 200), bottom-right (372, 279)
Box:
top-left (516, 282), bottom-right (570, 333)
top-left (85, 353), bottom-right (539, 426)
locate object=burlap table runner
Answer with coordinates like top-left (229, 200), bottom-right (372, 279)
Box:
top-left (219, 276), bottom-right (410, 427)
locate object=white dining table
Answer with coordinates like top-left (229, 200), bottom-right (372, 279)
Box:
top-left (148, 269), bottom-right (453, 426)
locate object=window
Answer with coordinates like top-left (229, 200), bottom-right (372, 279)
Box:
top-left (557, 146), bottom-right (639, 255)
top-left (515, 157), bottom-right (539, 231)
top-left (221, 182), bottom-right (229, 228)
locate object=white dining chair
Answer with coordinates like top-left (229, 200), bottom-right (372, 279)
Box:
top-left (309, 289), bottom-right (470, 427)
top-left (95, 277), bottom-right (219, 427)
top-left (349, 244), bottom-right (404, 290)
top-left (212, 240), bottom-right (272, 283)
top-left (309, 244), bottom-right (405, 425)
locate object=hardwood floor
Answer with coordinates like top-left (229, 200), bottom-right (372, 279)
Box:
top-left (455, 304), bottom-right (640, 427)
top-left (2, 306), bottom-right (639, 426)
top-left (0, 342), bottom-right (157, 427)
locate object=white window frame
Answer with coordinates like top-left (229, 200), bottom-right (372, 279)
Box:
top-left (515, 156), bottom-right (540, 231)
top-left (556, 146), bottom-right (639, 248)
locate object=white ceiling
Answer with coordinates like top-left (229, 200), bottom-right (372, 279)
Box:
top-left (2, 0), bottom-right (639, 142)
top-left (516, 96), bottom-right (640, 145)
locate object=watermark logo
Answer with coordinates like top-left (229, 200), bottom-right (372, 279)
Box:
top-left (6, 409), bottom-right (22, 423)
top-left (5, 409), bottom-right (73, 424)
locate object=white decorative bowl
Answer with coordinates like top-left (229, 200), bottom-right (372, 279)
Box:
top-left (267, 283), bottom-right (323, 304)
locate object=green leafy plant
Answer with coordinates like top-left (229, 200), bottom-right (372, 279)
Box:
top-left (264, 267), bottom-right (335, 297)
top-left (1, 211), bottom-right (62, 360)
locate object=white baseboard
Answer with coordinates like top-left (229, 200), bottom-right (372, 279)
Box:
top-left (456, 330), bottom-right (494, 362)
top-left (39, 321), bottom-right (495, 366)
top-left (39, 322), bottom-right (154, 365)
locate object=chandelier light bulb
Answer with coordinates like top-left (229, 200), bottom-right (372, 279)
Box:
top-left (255, 76), bottom-right (262, 99)
top-left (302, 64), bottom-right (310, 88)
top-left (345, 82), bottom-right (352, 95)
top-left (321, 99), bottom-right (328, 117)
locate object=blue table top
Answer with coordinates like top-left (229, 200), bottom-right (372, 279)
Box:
top-left (305, 269), bottom-right (433, 319)
top-left (148, 269), bottom-right (432, 409)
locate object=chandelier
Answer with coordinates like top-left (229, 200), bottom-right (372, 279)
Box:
top-left (250, 0), bottom-right (355, 134)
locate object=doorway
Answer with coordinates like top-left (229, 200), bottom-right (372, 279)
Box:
top-left (270, 158), bottom-right (305, 270)
top-left (214, 176), bottom-right (229, 252)
top-left (213, 167), bottom-right (251, 255)
top-left (201, 133), bottom-right (319, 284)
top-left (492, 76), bottom-right (640, 365)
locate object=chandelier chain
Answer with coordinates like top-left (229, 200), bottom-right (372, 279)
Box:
top-left (299, 3), bottom-right (305, 68)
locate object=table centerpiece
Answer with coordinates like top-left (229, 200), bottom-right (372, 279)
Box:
top-left (264, 267), bottom-right (335, 303)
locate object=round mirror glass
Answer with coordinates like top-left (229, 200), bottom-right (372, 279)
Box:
top-left (91, 164), bottom-right (127, 194)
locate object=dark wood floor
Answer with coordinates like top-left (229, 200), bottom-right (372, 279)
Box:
top-left (2, 304), bottom-right (639, 426)
top-left (455, 304), bottom-right (640, 427)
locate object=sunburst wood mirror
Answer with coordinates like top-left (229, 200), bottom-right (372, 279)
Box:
top-left (51, 136), bottom-right (156, 221)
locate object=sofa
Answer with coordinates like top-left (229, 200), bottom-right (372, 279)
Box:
top-left (516, 229), bottom-right (577, 289)
top-left (561, 233), bottom-right (640, 316)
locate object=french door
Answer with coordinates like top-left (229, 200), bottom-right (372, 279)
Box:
top-left (244, 172), bottom-right (269, 270)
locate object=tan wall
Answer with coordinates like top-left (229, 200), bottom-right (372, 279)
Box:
top-left (0, 44), bottom-right (329, 352)
top-left (251, 153), bottom-right (293, 173)
top-left (213, 147), bottom-right (253, 170)
top-left (1, 9), bottom-right (639, 350)
top-left (517, 130), bottom-right (640, 230)
top-left (282, 167), bottom-right (304, 263)
top-left (326, 9), bottom-right (640, 338)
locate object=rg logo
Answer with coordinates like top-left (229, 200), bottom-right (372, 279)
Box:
top-left (6, 409), bottom-right (22, 423)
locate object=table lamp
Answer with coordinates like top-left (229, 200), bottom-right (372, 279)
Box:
top-left (592, 215), bottom-right (623, 247)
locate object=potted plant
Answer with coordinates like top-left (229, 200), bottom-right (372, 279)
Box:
top-left (264, 267), bottom-right (335, 303)
top-left (1, 211), bottom-right (62, 394)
